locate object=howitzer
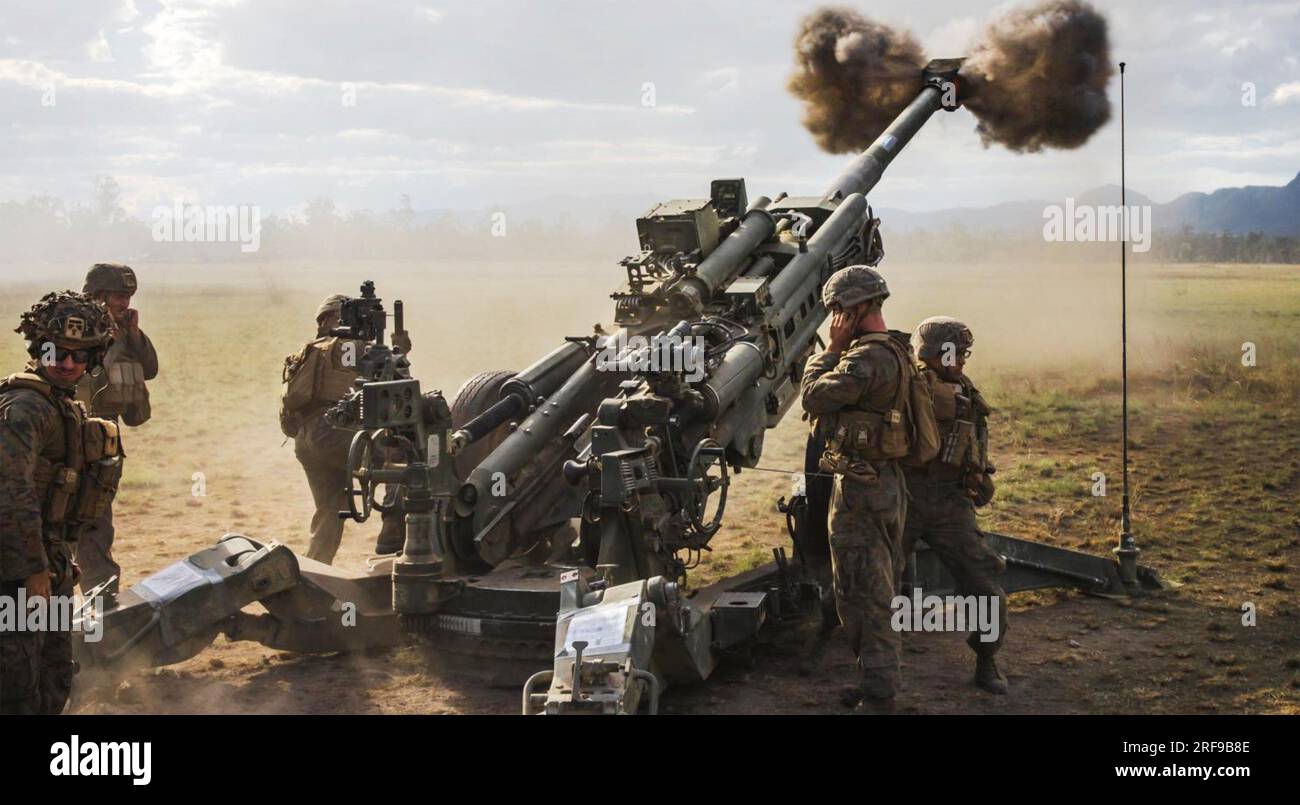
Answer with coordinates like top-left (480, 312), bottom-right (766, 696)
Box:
top-left (218, 61), bottom-right (967, 716)
top-left (78, 59), bottom-right (1160, 711)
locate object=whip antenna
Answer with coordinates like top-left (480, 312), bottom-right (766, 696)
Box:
top-left (1114, 61), bottom-right (1141, 591)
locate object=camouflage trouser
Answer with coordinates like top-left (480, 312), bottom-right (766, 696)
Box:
top-left (828, 463), bottom-right (907, 700)
top-left (902, 477), bottom-right (1008, 656)
top-left (294, 415), bottom-right (405, 564)
top-left (77, 505), bottom-right (121, 597)
top-left (0, 574), bottom-right (77, 715)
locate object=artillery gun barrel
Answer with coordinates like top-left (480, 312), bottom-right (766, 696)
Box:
top-left (824, 83), bottom-right (945, 201)
top-left (456, 330), bottom-right (631, 517)
top-left (452, 340), bottom-right (591, 449)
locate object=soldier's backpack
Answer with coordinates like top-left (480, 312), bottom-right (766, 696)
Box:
top-left (280, 337), bottom-right (359, 436)
top-left (847, 333), bottom-right (941, 466)
top-left (902, 366), bottom-right (942, 467)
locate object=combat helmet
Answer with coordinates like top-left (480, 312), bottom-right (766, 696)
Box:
top-left (16, 290), bottom-right (115, 363)
top-left (914, 315), bottom-right (974, 360)
top-left (316, 294), bottom-right (348, 322)
top-left (83, 263), bottom-right (138, 296)
top-left (822, 265), bottom-right (890, 310)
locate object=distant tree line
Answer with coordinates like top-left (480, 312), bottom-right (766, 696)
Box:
top-left (0, 179), bottom-right (637, 265)
top-left (1146, 227), bottom-right (1300, 264)
top-left (888, 225), bottom-right (1300, 265)
top-left (1, 179), bottom-right (1297, 267)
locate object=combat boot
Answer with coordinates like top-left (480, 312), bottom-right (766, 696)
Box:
top-left (375, 531), bottom-right (404, 556)
top-left (854, 695), bottom-right (896, 715)
top-left (974, 653), bottom-right (1009, 695)
top-left (375, 515), bottom-right (405, 555)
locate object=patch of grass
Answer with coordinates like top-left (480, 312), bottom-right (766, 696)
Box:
top-left (119, 467), bottom-right (163, 490)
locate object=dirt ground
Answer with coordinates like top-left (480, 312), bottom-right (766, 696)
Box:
top-left (3, 257), bottom-right (1295, 715)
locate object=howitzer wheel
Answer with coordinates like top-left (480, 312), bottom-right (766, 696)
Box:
top-left (450, 369), bottom-right (516, 478)
top-left (687, 438), bottom-right (729, 540)
top-left (344, 429), bottom-right (378, 522)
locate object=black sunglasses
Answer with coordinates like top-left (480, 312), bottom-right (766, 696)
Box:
top-left (52, 346), bottom-right (93, 364)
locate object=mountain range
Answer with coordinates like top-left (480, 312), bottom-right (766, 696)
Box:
top-left (877, 172), bottom-right (1300, 236)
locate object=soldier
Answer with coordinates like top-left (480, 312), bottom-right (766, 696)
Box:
top-left (801, 265), bottom-right (937, 714)
top-left (280, 295), bottom-right (407, 564)
top-left (1, 291), bottom-right (123, 714)
top-left (76, 263), bottom-right (159, 602)
top-left (904, 316), bottom-right (1009, 694)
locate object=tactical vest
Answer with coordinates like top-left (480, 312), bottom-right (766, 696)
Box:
top-left (821, 333), bottom-right (940, 476)
top-left (281, 337), bottom-right (361, 419)
top-left (919, 370), bottom-right (991, 483)
top-left (0, 373), bottom-right (125, 533)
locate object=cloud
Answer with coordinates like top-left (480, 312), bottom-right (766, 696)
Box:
top-left (0, 0), bottom-right (1296, 217)
top-left (85, 32), bottom-right (113, 63)
top-left (700, 67), bottom-right (739, 95)
top-left (1272, 81), bottom-right (1300, 105)
top-left (114, 0), bottom-right (141, 24)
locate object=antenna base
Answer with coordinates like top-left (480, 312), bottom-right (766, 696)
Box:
top-left (1113, 533), bottom-right (1143, 594)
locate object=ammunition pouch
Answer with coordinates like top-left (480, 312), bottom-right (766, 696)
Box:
top-left (34, 461), bottom-right (79, 525)
top-left (73, 417), bottom-right (124, 523)
top-left (930, 376), bottom-right (959, 421)
top-left (940, 418), bottom-right (975, 468)
top-left (825, 407), bottom-right (906, 463)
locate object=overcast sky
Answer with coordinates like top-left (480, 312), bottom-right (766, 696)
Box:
top-left (1, 0), bottom-right (1297, 216)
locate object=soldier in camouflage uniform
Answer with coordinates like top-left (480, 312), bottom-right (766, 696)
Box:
top-left (801, 266), bottom-right (935, 714)
top-left (903, 316), bottom-right (1009, 694)
top-left (2, 292), bottom-right (123, 714)
top-left (280, 295), bottom-right (407, 564)
top-left (75, 263), bottom-right (159, 602)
